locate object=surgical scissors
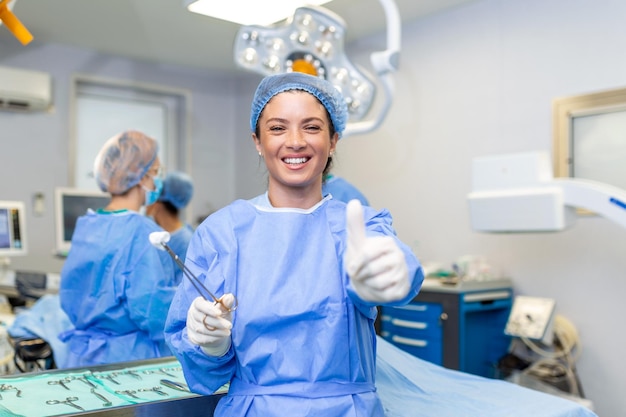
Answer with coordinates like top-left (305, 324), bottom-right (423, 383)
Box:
top-left (46, 397), bottom-right (84, 411)
top-left (47, 378), bottom-right (71, 390)
top-left (149, 231), bottom-right (238, 312)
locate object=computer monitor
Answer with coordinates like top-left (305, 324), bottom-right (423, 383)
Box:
top-left (0, 200), bottom-right (27, 258)
top-left (54, 187), bottom-right (110, 256)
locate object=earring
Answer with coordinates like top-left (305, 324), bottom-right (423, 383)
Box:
top-left (258, 152), bottom-right (263, 157)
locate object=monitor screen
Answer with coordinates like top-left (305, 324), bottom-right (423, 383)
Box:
top-left (0, 200), bottom-right (27, 257)
top-left (54, 187), bottom-right (110, 256)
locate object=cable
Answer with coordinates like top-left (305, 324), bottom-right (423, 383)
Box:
top-left (520, 315), bottom-right (583, 396)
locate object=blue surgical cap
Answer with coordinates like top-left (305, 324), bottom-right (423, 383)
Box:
top-left (158, 171), bottom-right (194, 209)
top-left (250, 72), bottom-right (348, 138)
top-left (94, 130), bottom-right (158, 195)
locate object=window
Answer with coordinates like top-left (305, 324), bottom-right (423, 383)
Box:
top-left (70, 75), bottom-right (191, 190)
top-left (553, 87), bottom-right (626, 191)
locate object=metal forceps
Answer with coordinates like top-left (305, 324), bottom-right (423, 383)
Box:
top-left (46, 397), bottom-right (84, 411)
top-left (47, 378), bottom-right (71, 390)
top-left (149, 232), bottom-right (238, 312)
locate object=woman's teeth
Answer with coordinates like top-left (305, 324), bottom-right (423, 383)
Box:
top-left (283, 157), bottom-right (308, 164)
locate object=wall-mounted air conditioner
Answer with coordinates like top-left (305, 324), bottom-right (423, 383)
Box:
top-left (0, 65), bottom-right (52, 112)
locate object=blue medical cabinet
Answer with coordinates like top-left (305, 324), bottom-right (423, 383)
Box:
top-left (379, 278), bottom-right (513, 378)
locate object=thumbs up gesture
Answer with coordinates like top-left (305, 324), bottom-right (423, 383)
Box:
top-left (345, 200), bottom-right (411, 303)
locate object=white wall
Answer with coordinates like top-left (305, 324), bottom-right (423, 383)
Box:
top-left (329, 0), bottom-right (626, 415)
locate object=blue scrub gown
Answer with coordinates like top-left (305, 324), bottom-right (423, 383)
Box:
top-left (322, 175), bottom-right (370, 206)
top-left (59, 209), bottom-right (177, 368)
top-left (167, 223), bottom-right (194, 283)
top-left (165, 194), bottom-right (424, 417)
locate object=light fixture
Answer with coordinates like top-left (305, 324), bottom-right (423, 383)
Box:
top-left (184, 0), bottom-right (333, 26)
top-left (233, 0), bottom-right (401, 137)
top-left (0, 0), bottom-right (33, 45)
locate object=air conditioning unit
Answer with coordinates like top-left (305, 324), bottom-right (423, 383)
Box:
top-left (0, 65), bottom-right (52, 112)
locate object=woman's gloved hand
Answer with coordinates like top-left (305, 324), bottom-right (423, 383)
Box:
top-left (344, 200), bottom-right (410, 303)
top-left (186, 293), bottom-right (235, 356)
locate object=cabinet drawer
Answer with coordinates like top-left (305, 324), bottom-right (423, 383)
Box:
top-left (380, 303), bottom-right (443, 340)
top-left (380, 302), bottom-right (443, 322)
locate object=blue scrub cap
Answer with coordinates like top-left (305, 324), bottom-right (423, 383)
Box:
top-left (250, 72), bottom-right (348, 138)
top-left (158, 171), bottom-right (194, 209)
top-left (94, 130), bottom-right (158, 195)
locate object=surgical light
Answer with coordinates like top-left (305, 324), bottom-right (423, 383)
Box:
top-left (233, 0), bottom-right (401, 136)
top-left (184, 0), bottom-right (333, 26)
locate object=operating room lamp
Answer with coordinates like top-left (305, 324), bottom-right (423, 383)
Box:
top-left (232, 0), bottom-right (401, 137)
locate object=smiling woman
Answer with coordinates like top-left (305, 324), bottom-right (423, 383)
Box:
top-left (163, 72), bottom-right (425, 417)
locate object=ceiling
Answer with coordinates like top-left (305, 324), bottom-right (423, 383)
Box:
top-left (9, 0), bottom-right (478, 72)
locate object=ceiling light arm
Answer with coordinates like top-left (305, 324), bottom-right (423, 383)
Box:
top-left (343, 0), bottom-right (400, 138)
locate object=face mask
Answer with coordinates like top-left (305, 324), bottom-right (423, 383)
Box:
top-left (143, 176), bottom-right (163, 207)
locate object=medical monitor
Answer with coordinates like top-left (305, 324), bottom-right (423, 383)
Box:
top-left (54, 187), bottom-right (110, 256)
top-left (0, 201), bottom-right (27, 258)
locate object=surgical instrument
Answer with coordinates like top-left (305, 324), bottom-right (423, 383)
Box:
top-left (46, 397), bottom-right (84, 411)
top-left (149, 231), bottom-right (238, 312)
top-left (96, 372), bottom-right (121, 385)
top-left (90, 388), bottom-right (113, 407)
top-left (116, 390), bottom-right (139, 399)
top-left (47, 379), bottom-right (71, 390)
top-left (138, 387), bottom-right (169, 396)
top-left (72, 374), bottom-right (97, 388)
top-left (122, 370), bottom-right (143, 380)
top-left (0, 384), bottom-right (21, 397)
top-left (142, 368), bottom-right (176, 378)
top-left (160, 379), bottom-right (190, 392)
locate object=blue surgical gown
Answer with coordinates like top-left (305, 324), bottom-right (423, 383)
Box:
top-left (167, 223), bottom-right (194, 283)
top-left (322, 175), bottom-right (370, 205)
top-left (165, 194), bottom-right (424, 417)
top-left (59, 209), bottom-right (177, 368)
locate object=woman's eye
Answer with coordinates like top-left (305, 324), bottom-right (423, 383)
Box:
top-left (305, 125), bottom-right (321, 131)
top-left (269, 125), bottom-right (285, 131)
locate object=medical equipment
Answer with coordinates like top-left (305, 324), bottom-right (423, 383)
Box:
top-left (116, 389), bottom-right (140, 399)
top-left (233, 0), bottom-right (401, 137)
top-left (149, 231), bottom-right (238, 313)
top-left (90, 388), bottom-right (112, 407)
top-left (138, 386), bottom-right (169, 396)
top-left (467, 151), bottom-right (626, 232)
top-left (47, 378), bottom-right (71, 390)
top-left (505, 296), bottom-right (557, 345)
top-left (46, 396), bottom-right (84, 411)
top-left (0, 383), bottom-right (21, 398)
top-left (160, 379), bottom-right (190, 392)
top-left (54, 187), bottom-right (109, 256)
top-left (0, 345), bottom-right (596, 417)
top-left (0, 201), bottom-right (27, 262)
top-left (499, 313), bottom-right (586, 406)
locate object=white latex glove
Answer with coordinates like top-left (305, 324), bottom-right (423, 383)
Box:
top-left (186, 293), bottom-right (235, 357)
top-left (345, 199), bottom-right (410, 303)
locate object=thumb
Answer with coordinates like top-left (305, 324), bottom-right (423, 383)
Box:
top-left (219, 293), bottom-right (236, 310)
top-left (346, 199), bottom-right (366, 255)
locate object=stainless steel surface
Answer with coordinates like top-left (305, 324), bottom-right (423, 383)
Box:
top-left (69, 394), bottom-right (225, 417)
